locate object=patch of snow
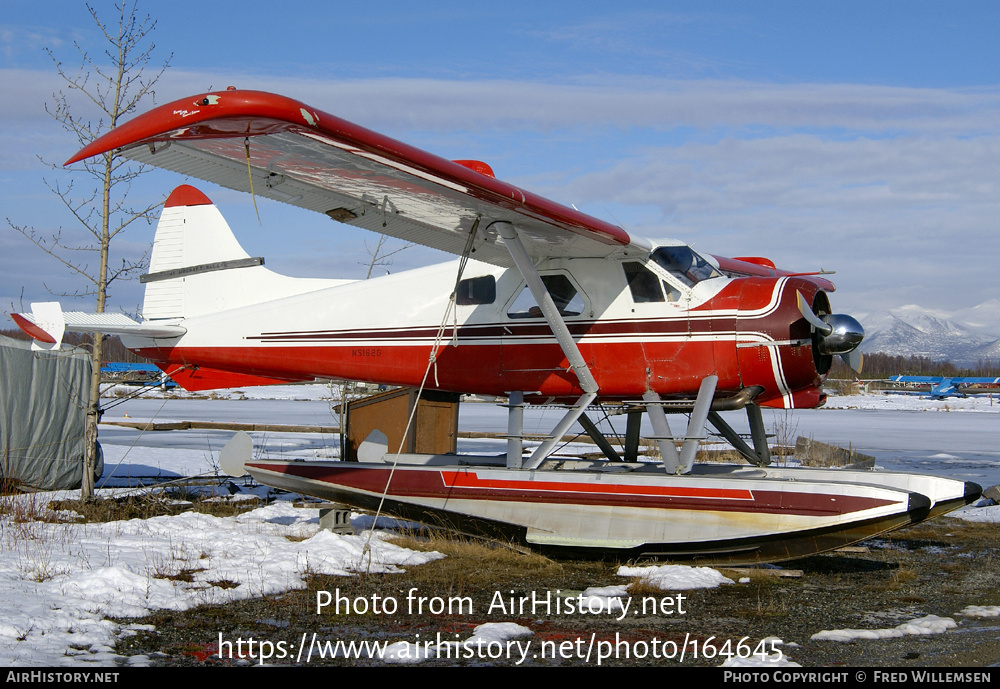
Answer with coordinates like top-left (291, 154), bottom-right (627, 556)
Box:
top-left (810, 615), bottom-right (956, 642)
top-left (618, 564), bottom-right (734, 589)
top-left (461, 622), bottom-right (533, 647)
top-left (952, 504), bottom-right (1000, 522)
top-left (959, 605), bottom-right (1000, 618)
top-left (575, 587), bottom-right (627, 616)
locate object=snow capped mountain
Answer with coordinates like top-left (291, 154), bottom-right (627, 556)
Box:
top-left (951, 299), bottom-right (1000, 333)
top-left (858, 300), bottom-right (1000, 365)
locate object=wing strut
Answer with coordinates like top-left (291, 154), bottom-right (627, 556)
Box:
top-left (495, 222), bottom-right (599, 469)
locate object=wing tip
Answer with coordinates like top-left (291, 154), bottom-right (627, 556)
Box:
top-left (453, 159), bottom-right (496, 179)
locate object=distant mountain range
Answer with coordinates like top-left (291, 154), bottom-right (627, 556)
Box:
top-left (857, 299), bottom-right (1000, 365)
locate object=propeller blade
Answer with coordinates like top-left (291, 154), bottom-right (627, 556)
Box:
top-left (796, 291), bottom-right (833, 336)
top-left (841, 350), bottom-right (864, 374)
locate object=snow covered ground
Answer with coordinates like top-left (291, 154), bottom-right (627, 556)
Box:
top-left (2, 385), bottom-right (999, 666)
top-left (0, 497), bottom-right (444, 666)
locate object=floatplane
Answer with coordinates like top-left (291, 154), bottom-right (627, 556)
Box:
top-left (13, 89), bottom-right (980, 564)
top-left (887, 376), bottom-right (1000, 399)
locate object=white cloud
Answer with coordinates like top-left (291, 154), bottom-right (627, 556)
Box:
top-left (131, 71), bottom-right (1000, 135)
top-left (518, 133), bottom-right (1000, 312)
top-left (3, 68), bottom-right (998, 314)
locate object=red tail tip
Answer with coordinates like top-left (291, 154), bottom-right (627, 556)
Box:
top-left (164, 185), bottom-right (213, 208)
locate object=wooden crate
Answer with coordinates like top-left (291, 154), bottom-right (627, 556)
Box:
top-left (345, 387), bottom-right (459, 461)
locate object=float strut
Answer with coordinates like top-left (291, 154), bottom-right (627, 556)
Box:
top-left (746, 403), bottom-right (771, 465)
top-left (524, 392), bottom-right (597, 469)
top-left (624, 409), bottom-right (643, 463)
top-left (643, 390), bottom-right (681, 473)
top-left (578, 412), bottom-right (622, 462)
top-left (678, 375), bottom-right (718, 474)
top-left (506, 391), bottom-right (525, 469)
top-left (707, 411), bottom-right (761, 465)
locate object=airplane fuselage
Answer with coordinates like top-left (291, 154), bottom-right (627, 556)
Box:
top-left (126, 253), bottom-right (831, 409)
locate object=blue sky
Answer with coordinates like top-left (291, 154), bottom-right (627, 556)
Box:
top-left (2, 1), bottom-right (999, 319)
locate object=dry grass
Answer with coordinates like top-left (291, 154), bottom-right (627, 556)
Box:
top-left (0, 478), bottom-right (26, 497)
top-left (639, 443), bottom-right (790, 465)
top-left (208, 579), bottom-right (239, 590)
top-left (387, 530), bottom-right (563, 588)
top-left (47, 490), bottom-right (262, 523)
top-left (49, 495), bottom-right (181, 522)
top-left (0, 492), bottom-right (52, 525)
top-left (890, 567), bottom-right (919, 588)
top-left (161, 568), bottom-right (205, 583)
top-left (738, 585), bottom-right (790, 619)
top-left (624, 577), bottom-right (668, 597)
top-left (695, 448), bottom-right (748, 464)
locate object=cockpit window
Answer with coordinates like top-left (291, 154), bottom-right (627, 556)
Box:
top-left (652, 246), bottom-right (721, 287)
top-left (507, 274), bottom-right (585, 319)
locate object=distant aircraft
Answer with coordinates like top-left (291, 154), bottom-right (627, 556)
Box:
top-left (12, 89), bottom-right (980, 563)
top-left (888, 375), bottom-right (1000, 399)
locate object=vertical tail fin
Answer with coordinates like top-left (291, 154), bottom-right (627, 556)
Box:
top-left (141, 185), bottom-right (347, 321)
top-left (142, 185), bottom-right (260, 320)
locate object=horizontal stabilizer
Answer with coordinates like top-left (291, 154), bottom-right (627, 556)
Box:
top-left (12, 302), bottom-right (185, 350)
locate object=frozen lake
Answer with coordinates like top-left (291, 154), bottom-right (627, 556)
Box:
top-left (96, 386), bottom-right (1000, 490)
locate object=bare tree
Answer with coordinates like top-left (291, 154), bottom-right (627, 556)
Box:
top-left (7, 2), bottom-right (170, 498)
top-left (362, 234), bottom-right (412, 279)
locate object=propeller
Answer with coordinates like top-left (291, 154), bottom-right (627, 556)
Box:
top-left (796, 291), bottom-right (865, 374)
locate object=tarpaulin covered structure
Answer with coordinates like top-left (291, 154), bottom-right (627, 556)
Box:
top-left (0, 335), bottom-right (102, 490)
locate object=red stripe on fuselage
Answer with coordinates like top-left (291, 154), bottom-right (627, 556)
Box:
top-left (135, 335), bottom-right (818, 404)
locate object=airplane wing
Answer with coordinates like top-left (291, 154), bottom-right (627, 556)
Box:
top-left (67, 90), bottom-right (643, 266)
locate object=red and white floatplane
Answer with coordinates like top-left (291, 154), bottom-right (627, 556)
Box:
top-left (15, 89), bottom-right (979, 564)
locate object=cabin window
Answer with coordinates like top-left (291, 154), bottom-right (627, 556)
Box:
top-left (456, 275), bottom-right (496, 305)
top-left (652, 246), bottom-right (721, 287)
top-left (507, 274), bottom-right (585, 319)
top-left (623, 262), bottom-right (664, 302)
top-left (663, 280), bottom-right (681, 303)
